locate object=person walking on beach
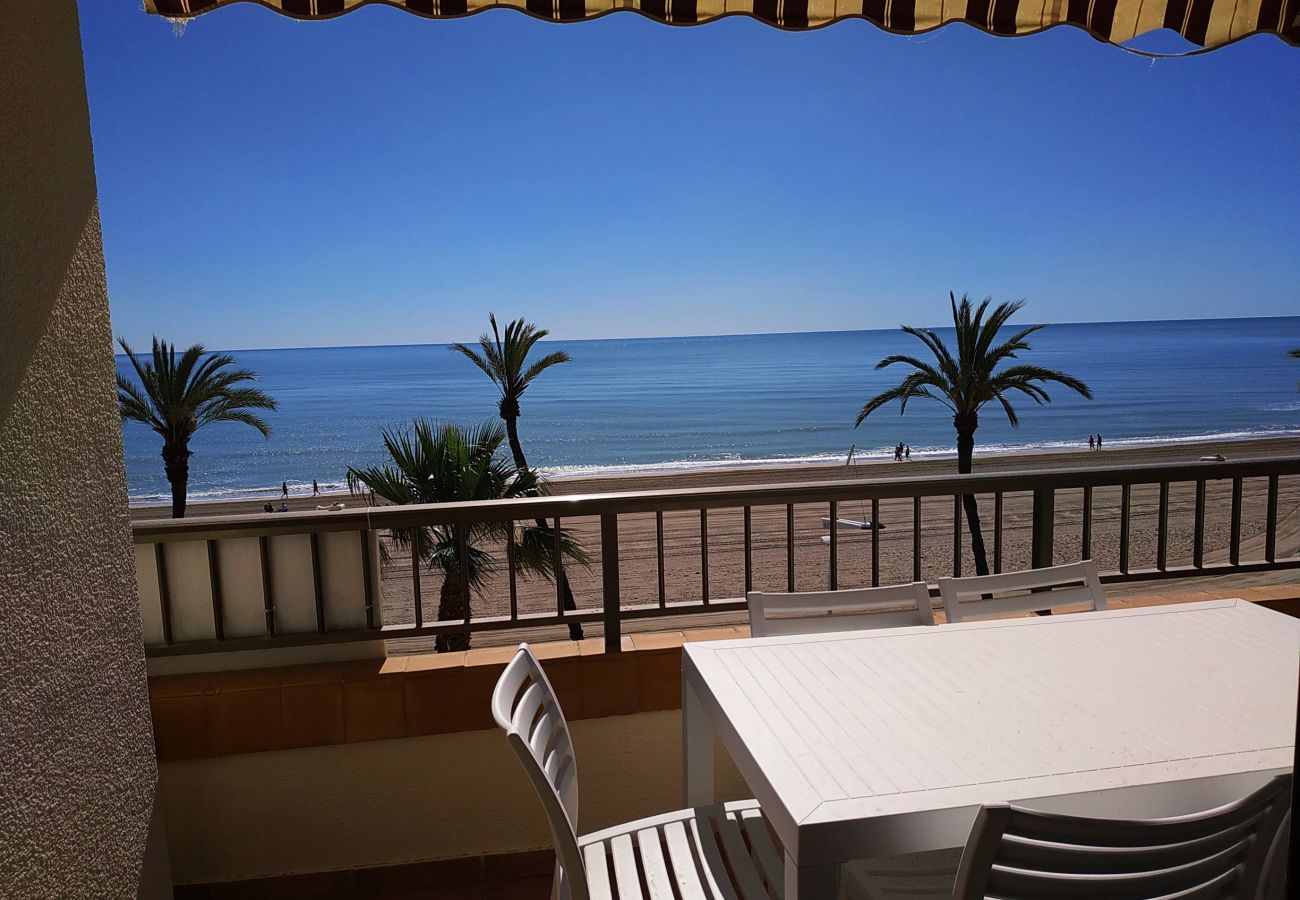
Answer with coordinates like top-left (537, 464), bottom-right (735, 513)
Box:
top-left (281, 480), bottom-right (288, 498)
top-left (1096, 433), bottom-right (1103, 449)
top-left (1088, 435), bottom-right (1095, 451)
top-left (312, 479), bottom-right (319, 496)
top-left (904, 445), bottom-right (911, 461)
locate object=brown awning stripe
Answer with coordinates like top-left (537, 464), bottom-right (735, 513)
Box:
top-left (144, 0), bottom-right (1299, 50)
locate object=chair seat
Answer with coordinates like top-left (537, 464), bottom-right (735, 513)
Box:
top-left (579, 799), bottom-right (784, 900)
top-left (843, 848), bottom-right (962, 900)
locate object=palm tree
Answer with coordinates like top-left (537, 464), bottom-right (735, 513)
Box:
top-left (856, 293), bottom-right (1092, 576)
top-left (450, 315), bottom-right (584, 639)
top-left (347, 419), bottom-right (587, 652)
top-left (117, 336), bottom-right (277, 518)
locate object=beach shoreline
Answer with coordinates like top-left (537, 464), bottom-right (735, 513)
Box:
top-left (130, 433), bottom-right (1298, 520)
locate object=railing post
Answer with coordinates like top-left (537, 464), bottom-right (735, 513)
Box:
top-left (1031, 488), bottom-right (1055, 570)
top-left (1031, 488), bottom-right (1056, 615)
top-left (601, 513), bottom-right (621, 653)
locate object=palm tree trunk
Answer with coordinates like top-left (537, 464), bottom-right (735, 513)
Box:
top-left (435, 575), bottom-right (471, 653)
top-left (162, 445), bottom-right (190, 519)
top-left (955, 426), bottom-right (991, 577)
top-left (503, 414), bottom-right (584, 641)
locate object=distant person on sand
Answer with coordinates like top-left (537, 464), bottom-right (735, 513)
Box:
top-left (263, 502), bottom-right (274, 513)
top-left (1097, 433), bottom-right (1103, 449)
top-left (1088, 435), bottom-right (1095, 451)
top-left (904, 445), bottom-right (911, 461)
top-left (281, 480), bottom-right (288, 498)
top-left (312, 479), bottom-right (319, 496)
top-left (279, 501), bottom-right (288, 512)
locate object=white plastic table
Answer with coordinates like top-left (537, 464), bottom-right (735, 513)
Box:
top-left (681, 599), bottom-right (1299, 900)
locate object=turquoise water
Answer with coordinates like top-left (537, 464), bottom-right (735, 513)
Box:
top-left (119, 317), bottom-right (1300, 505)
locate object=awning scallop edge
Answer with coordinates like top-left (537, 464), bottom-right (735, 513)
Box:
top-left (145, 0), bottom-right (1299, 52)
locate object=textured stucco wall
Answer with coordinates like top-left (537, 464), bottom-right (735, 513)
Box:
top-left (161, 712), bottom-right (750, 885)
top-left (0, 1), bottom-right (160, 897)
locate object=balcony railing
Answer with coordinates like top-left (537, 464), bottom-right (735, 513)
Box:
top-left (133, 456), bottom-right (1300, 657)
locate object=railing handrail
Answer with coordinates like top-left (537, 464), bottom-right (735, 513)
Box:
top-left (132, 455), bottom-right (1300, 543)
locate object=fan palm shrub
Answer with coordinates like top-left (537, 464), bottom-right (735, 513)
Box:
top-left (347, 419), bottom-right (587, 652)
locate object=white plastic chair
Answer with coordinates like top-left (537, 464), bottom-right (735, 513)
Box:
top-left (952, 773), bottom-right (1292, 899)
top-left (848, 775), bottom-right (1292, 900)
top-left (492, 644), bottom-right (785, 900)
top-left (746, 582), bottom-right (934, 638)
top-left (938, 560), bottom-right (1106, 624)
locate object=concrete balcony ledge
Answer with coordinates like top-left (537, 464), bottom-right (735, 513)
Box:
top-left (149, 628), bottom-right (742, 760)
top-left (148, 585), bottom-right (1300, 762)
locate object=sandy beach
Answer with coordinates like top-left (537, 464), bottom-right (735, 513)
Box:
top-left (131, 435), bottom-right (1299, 649)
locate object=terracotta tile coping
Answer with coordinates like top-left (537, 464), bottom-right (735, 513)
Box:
top-left (149, 588), bottom-right (1297, 762)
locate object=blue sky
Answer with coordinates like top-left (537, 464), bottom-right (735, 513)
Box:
top-left (80, 4), bottom-right (1300, 349)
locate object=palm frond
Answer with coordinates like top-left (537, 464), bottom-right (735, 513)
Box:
top-left (991, 364), bottom-right (1093, 402)
top-left (860, 296), bottom-right (1091, 433)
top-left (449, 341), bottom-right (499, 386)
top-left (521, 350), bottom-right (571, 388)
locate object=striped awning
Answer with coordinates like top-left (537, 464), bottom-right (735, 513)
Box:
top-left (145, 0), bottom-right (1298, 50)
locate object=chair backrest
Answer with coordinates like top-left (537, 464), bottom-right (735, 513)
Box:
top-left (747, 582), bottom-right (934, 638)
top-left (952, 774), bottom-right (1293, 900)
top-left (939, 560), bottom-right (1106, 624)
top-left (492, 644), bottom-right (587, 900)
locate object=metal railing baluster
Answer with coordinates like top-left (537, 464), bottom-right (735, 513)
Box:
top-left (1082, 486), bottom-right (1092, 560)
top-left (871, 498), bottom-right (880, 587)
top-left (656, 510), bottom-right (666, 607)
top-left (1031, 489), bottom-right (1054, 570)
top-left (1230, 477), bottom-right (1243, 566)
top-left (743, 506), bottom-right (752, 595)
top-left (786, 504), bottom-right (795, 591)
top-left (828, 501), bottom-right (838, 590)
top-left (912, 497), bottom-right (921, 583)
top-left (506, 520), bottom-right (518, 622)
top-left (155, 542), bottom-right (173, 645)
top-left (700, 508), bottom-right (710, 604)
top-left (601, 513), bottom-right (621, 653)
top-left (359, 531), bottom-right (375, 630)
top-left (1119, 484), bottom-right (1131, 575)
top-left (952, 494), bottom-right (962, 577)
top-left (1265, 475), bottom-right (1279, 563)
top-left (258, 535), bottom-right (276, 637)
top-left (309, 532), bottom-right (325, 633)
top-left (458, 524), bottom-right (471, 624)
top-left (207, 539), bottom-right (225, 641)
top-left (993, 492), bottom-right (1003, 574)
top-left (1157, 482), bottom-right (1169, 571)
top-left (411, 531), bottom-right (423, 629)
top-left (553, 517), bottom-right (564, 617)
top-left (1193, 480), bottom-right (1206, 568)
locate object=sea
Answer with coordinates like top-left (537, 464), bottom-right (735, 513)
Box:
top-left (119, 317), bottom-right (1300, 506)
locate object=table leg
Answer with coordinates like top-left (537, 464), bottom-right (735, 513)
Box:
top-left (682, 675), bottom-right (714, 807)
top-left (784, 853), bottom-right (839, 900)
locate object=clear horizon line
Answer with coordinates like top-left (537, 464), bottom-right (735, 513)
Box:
top-left (113, 312), bottom-right (1300, 356)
